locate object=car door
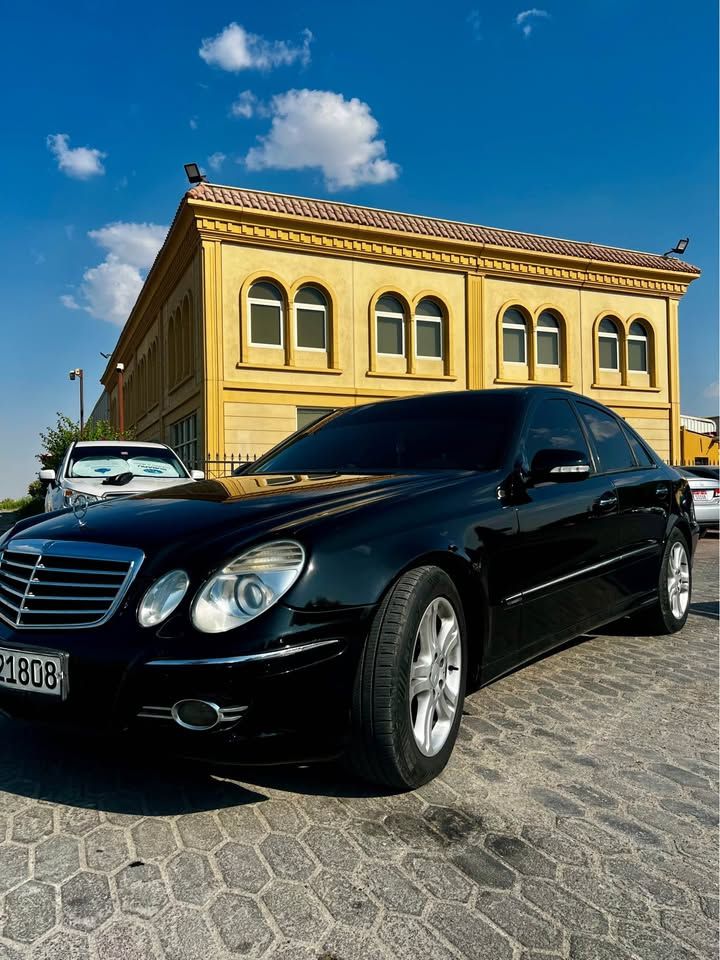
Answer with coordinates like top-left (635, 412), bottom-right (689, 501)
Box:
top-left (575, 402), bottom-right (666, 602)
top-left (511, 396), bottom-right (622, 657)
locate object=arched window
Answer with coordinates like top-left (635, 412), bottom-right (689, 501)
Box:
top-left (628, 320), bottom-right (649, 373)
top-left (376, 295), bottom-right (405, 356)
top-left (598, 317), bottom-right (620, 371)
top-left (168, 314), bottom-right (176, 386)
top-left (415, 299), bottom-right (443, 359)
top-left (174, 307), bottom-right (183, 383)
top-left (502, 307), bottom-right (527, 364)
top-left (536, 311), bottom-right (560, 367)
top-left (295, 286), bottom-right (327, 351)
top-left (249, 281), bottom-right (283, 347)
top-left (182, 297), bottom-right (192, 378)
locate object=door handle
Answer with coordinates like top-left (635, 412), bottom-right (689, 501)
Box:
top-left (655, 483), bottom-right (669, 500)
top-left (593, 491), bottom-right (618, 514)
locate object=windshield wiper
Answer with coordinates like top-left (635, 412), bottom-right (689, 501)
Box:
top-left (101, 471), bottom-right (134, 486)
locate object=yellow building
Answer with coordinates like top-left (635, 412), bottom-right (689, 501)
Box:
top-left (679, 416), bottom-right (719, 465)
top-left (101, 182), bottom-right (701, 470)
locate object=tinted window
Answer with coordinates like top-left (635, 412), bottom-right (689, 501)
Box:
top-left (525, 399), bottom-right (590, 469)
top-left (255, 394), bottom-right (523, 473)
top-left (578, 404), bottom-right (635, 472)
top-left (622, 426), bottom-right (655, 467)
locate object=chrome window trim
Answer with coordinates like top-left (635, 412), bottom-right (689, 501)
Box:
top-left (146, 637), bottom-right (339, 667)
top-left (0, 539), bottom-right (144, 631)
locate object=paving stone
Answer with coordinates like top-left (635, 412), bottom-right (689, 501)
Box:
top-left (357, 862), bottom-right (427, 914)
top-left (301, 824), bottom-right (362, 871)
top-left (3, 880), bottom-right (56, 943)
top-left (529, 787), bottom-right (585, 817)
top-left (423, 805), bottom-right (481, 844)
top-left (214, 841), bottom-right (271, 893)
top-left (377, 914), bottom-right (457, 960)
top-left (649, 762), bottom-right (712, 789)
top-left (210, 892), bottom-right (274, 954)
top-left (130, 819), bottom-right (178, 861)
top-left (11, 806), bottom-right (54, 843)
top-left (383, 811), bottom-right (447, 849)
top-left (115, 861), bottom-right (168, 917)
top-left (175, 811), bottom-right (223, 851)
top-left (452, 844), bottom-right (516, 889)
top-left (83, 825), bottom-right (130, 872)
top-left (660, 797), bottom-right (719, 828)
top-left (522, 879), bottom-right (608, 935)
top-left (0, 844), bottom-right (29, 892)
top-left (605, 857), bottom-right (692, 907)
top-left (29, 930), bottom-right (90, 960)
top-left (165, 850), bottom-right (218, 905)
top-left (61, 872), bottom-right (114, 931)
top-left (617, 920), bottom-right (699, 960)
top-left (216, 805), bottom-right (268, 843)
top-left (570, 936), bottom-right (633, 960)
top-left (559, 783), bottom-right (619, 809)
top-left (660, 907), bottom-right (719, 956)
top-left (403, 854), bottom-right (475, 902)
top-left (156, 906), bottom-right (218, 960)
top-left (558, 818), bottom-right (632, 854)
top-left (520, 826), bottom-right (592, 865)
top-left (312, 869), bottom-right (379, 926)
top-left (562, 866), bottom-right (650, 922)
top-left (485, 834), bottom-right (556, 878)
top-left (262, 881), bottom-right (329, 942)
top-left (476, 890), bottom-right (563, 951)
top-left (259, 832), bottom-right (316, 881)
top-left (594, 812), bottom-right (667, 848)
top-left (34, 834), bottom-right (81, 884)
top-left (257, 798), bottom-right (306, 834)
top-left (56, 807), bottom-right (101, 837)
top-left (427, 902), bottom-right (513, 960)
top-left (94, 918), bottom-right (159, 960)
top-left (319, 924), bottom-right (388, 960)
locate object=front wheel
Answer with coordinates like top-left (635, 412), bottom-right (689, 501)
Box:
top-left (348, 566), bottom-right (467, 790)
top-left (638, 529), bottom-right (692, 634)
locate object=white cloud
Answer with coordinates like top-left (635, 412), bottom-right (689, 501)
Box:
top-left (230, 90), bottom-right (257, 118)
top-left (704, 382), bottom-right (720, 399)
top-left (61, 222), bottom-right (167, 326)
top-left (515, 8), bottom-right (550, 36)
top-left (245, 89), bottom-right (399, 191)
top-left (467, 9), bottom-right (482, 40)
top-left (87, 222), bottom-right (167, 270)
top-left (207, 152), bottom-right (226, 172)
top-left (46, 133), bottom-right (106, 179)
top-left (199, 22), bottom-right (312, 72)
top-left (189, 116), bottom-right (199, 130)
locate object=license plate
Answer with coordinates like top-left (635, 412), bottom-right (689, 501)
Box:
top-left (0, 647), bottom-right (64, 696)
top-left (693, 490), bottom-right (713, 501)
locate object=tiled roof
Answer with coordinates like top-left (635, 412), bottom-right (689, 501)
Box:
top-left (187, 182), bottom-right (700, 276)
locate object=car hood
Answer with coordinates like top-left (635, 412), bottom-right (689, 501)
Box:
top-left (60, 476), bottom-right (192, 497)
top-left (12, 471), bottom-right (477, 564)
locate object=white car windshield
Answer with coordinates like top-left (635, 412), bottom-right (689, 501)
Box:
top-left (68, 446), bottom-right (187, 479)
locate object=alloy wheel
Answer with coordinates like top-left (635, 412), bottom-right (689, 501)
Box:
top-left (667, 541), bottom-right (690, 620)
top-left (409, 596), bottom-right (462, 757)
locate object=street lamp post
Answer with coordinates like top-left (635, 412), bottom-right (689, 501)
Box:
top-left (69, 368), bottom-right (84, 434)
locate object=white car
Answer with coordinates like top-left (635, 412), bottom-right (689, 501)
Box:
top-left (673, 466), bottom-right (719, 535)
top-left (40, 441), bottom-right (203, 513)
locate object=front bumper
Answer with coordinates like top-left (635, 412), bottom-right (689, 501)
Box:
top-left (0, 603), bottom-right (374, 764)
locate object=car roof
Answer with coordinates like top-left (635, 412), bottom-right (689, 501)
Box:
top-left (73, 440), bottom-right (170, 449)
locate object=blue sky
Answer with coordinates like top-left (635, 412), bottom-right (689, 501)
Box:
top-left (0, 0), bottom-right (717, 497)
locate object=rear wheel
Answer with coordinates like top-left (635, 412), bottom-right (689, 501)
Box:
top-left (348, 566), bottom-right (467, 790)
top-left (637, 529), bottom-right (691, 634)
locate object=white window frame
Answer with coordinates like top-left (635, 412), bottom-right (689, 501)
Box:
top-left (294, 297), bottom-right (327, 353)
top-left (502, 311), bottom-right (528, 365)
top-left (627, 323), bottom-right (649, 373)
top-left (535, 316), bottom-right (561, 368)
top-left (376, 303), bottom-right (406, 357)
top-left (249, 290), bottom-right (284, 349)
top-left (414, 311), bottom-right (443, 360)
top-left (598, 321), bottom-right (620, 371)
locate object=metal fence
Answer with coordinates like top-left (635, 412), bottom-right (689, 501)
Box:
top-left (192, 453), bottom-right (258, 478)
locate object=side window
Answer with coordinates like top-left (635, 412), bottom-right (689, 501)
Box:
top-left (623, 425), bottom-right (655, 467)
top-left (578, 403), bottom-right (635, 472)
top-left (524, 399), bottom-right (590, 469)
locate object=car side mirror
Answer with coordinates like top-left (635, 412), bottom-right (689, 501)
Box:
top-left (39, 469), bottom-right (56, 484)
top-left (530, 449), bottom-right (590, 484)
top-left (190, 470), bottom-right (205, 480)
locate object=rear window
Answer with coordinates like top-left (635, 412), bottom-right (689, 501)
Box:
top-left (577, 404), bottom-right (636, 472)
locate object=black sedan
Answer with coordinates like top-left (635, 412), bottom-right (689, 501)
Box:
top-left (0, 388), bottom-right (698, 789)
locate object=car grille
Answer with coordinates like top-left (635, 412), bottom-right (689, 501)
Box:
top-left (0, 539), bottom-right (144, 629)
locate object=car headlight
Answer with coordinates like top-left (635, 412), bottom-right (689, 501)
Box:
top-left (63, 490), bottom-right (101, 506)
top-left (191, 540), bottom-right (305, 634)
top-left (138, 570), bottom-right (190, 627)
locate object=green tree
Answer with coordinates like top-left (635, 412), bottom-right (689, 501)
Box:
top-left (37, 413), bottom-right (133, 471)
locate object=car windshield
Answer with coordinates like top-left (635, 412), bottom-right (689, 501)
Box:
top-left (67, 446), bottom-right (188, 479)
top-left (254, 393), bottom-right (522, 474)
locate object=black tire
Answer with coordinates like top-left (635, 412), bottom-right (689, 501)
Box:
top-left (347, 566), bottom-right (467, 790)
top-left (637, 528), bottom-right (692, 635)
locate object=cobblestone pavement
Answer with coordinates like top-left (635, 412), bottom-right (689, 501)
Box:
top-left (0, 539), bottom-right (717, 960)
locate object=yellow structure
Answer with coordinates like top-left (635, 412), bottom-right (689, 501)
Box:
top-left (679, 416), bottom-right (719, 465)
top-left (101, 183), bottom-right (701, 470)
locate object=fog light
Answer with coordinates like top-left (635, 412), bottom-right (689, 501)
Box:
top-left (171, 699), bottom-right (220, 731)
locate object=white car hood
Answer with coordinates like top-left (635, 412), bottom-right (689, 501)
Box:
top-left (63, 476), bottom-right (191, 498)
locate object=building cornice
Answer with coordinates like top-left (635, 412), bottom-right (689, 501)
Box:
top-left (187, 200), bottom-right (695, 298)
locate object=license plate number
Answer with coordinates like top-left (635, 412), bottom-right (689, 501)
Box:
top-left (0, 647), bottom-right (63, 696)
top-left (693, 490), bottom-right (712, 501)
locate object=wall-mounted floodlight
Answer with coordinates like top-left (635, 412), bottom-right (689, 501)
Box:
top-left (184, 163), bottom-right (206, 184)
top-left (663, 237), bottom-right (690, 258)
